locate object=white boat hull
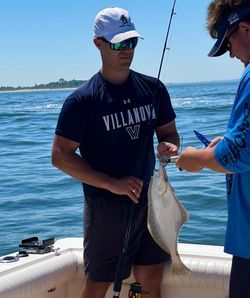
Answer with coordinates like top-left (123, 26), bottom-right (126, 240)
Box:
top-left (0, 238), bottom-right (231, 298)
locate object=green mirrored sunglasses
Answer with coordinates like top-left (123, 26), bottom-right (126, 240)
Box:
top-left (99, 37), bottom-right (138, 51)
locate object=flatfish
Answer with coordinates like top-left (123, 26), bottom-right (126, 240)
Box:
top-left (147, 164), bottom-right (190, 274)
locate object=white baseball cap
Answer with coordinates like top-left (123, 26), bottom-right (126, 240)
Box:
top-left (93, 7), bottom-right (143, 43)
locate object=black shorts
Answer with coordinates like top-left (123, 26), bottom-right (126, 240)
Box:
top-left (229, 255), bottom-right (250, 298)
top-left (83, 188), bottom-right (170, 282)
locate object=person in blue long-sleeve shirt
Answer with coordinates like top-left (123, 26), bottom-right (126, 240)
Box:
top-left (176, 1), bottom-right (250, 297)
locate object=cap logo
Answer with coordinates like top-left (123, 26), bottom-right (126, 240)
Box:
top-left (228, 13), bottom-right (240, 25)
top-left (120, 15), bottom-right (130, 27)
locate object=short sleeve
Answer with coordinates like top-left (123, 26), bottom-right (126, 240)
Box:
top-left (55, 95), bottom-right (86, 143)
top-left (155, 82), bottom-right (176, 128)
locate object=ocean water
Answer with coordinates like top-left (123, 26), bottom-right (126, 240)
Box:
top-left (0, 80), bottom-right (238, 256)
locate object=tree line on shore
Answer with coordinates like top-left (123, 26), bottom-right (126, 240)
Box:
top-left (0, 78), bottom-right (86, 91)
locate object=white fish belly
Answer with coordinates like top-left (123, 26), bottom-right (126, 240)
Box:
top-left (147, 165), bottom-right (190, 274)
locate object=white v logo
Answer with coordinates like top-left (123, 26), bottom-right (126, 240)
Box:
top-left (126, 125), bottom-right (140, 140)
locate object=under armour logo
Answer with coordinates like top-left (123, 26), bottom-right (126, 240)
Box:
top-left (123, 99), bottom-right (131, 104)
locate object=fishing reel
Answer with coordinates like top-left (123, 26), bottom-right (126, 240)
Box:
top-left (128, 282), bottom-right (149, 297)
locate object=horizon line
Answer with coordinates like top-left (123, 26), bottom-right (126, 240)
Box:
top-left (0, 77), bottom-right (240, 90)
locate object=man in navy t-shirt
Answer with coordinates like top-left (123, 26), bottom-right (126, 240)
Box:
top-left (52, 7), bottom-right (179, 298)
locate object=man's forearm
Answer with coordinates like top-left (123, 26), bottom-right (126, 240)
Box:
top-left (176, 146), bottom-right (232, 173)
top-left (52, 150), bottom-right (114, 190)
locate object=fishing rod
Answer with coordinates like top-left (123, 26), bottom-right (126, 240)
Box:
top-left (157, 0), bottom-right (177, 81)
top-left (113, 202), bottom-right (135, 298)
top-left (112, 1), bottom-right (177, 298)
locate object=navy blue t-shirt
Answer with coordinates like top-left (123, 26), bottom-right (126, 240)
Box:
top-left (56, 70), bottom-right (176, 195)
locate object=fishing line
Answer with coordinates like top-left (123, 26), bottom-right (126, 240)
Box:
top-left (112, 1), bottom-right (177, 297)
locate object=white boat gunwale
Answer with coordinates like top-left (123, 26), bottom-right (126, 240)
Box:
top-left (0, 238), bottom-right (232, 298)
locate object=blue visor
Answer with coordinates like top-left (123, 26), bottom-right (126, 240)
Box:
top-left (208, 3), bottom-right (250, 57)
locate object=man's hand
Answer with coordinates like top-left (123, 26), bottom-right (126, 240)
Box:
top-left (157, 142), bottom-right (179, 158)
top-left (108, 176), bottom-right (144, 204)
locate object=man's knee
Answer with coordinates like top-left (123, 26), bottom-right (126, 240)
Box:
top-left (78, 279), bottom-right (111, 298)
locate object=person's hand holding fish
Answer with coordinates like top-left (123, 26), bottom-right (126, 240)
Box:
top-left (176, 146), bottom-right (205, 172)
top-left (157, 141), bottom-right (179, 158)
top-left (176, 135), bottom-right (227, 173)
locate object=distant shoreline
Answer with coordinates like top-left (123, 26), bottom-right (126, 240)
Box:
top-left (0, 88), bottom-right (76, 94)
top-left (0, 78), bottom-right (239, 94)
top-left (0, 79), bottom-right (86, 93)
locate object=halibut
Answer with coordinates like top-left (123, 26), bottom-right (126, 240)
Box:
top-left (147, 165), bottom-right (190, 274)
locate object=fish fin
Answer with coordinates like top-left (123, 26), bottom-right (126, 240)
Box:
top-left (178, 202), bottom-right (189, 225)
top-left (171, 259), bottom-right (191, 275)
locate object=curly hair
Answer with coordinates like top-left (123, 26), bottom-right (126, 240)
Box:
top-left (207, 0), bottom-right (250, 38)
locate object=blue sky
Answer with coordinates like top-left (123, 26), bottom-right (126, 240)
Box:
top-left (1, 0), bottom-right (245, 87)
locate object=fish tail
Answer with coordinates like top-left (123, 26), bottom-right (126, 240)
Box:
top-left (171, 259), bottom-right (191, 275)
